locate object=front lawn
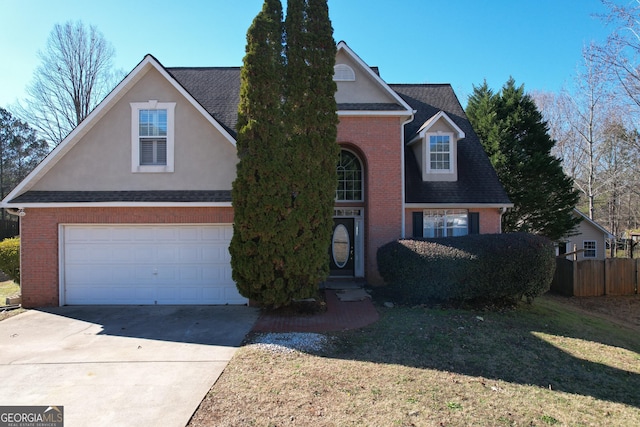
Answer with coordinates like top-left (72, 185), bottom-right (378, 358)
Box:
top-left (189, 294), bottom-right (640, 426)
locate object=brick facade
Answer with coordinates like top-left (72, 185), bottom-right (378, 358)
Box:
top-left (19, 207), bottom-right (234, 307)
top-left (337, 116), bottom-right (405, 285)
top-left (404, 207), bottom-right (503, 237)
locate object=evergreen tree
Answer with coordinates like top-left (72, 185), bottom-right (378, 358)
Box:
top-left (466, 78), bottom-right (581, 241)
top-left (283, 0), bottom-right (339, 298)
top-left (230, 0), bottom-right (338, 307)
top-left (229, 0), bottom-right (290, 306)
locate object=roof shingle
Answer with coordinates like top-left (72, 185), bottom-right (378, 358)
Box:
top-left (390, 84), bottom-right (511, 205)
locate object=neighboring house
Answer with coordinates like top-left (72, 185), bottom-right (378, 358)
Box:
top-left (1, 42), bottom-right (511, 307)
top-left (558, 209), bottom-right (614, 261)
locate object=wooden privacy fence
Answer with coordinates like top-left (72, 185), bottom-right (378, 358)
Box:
top-left (551, 258), bottom-right (639, 297)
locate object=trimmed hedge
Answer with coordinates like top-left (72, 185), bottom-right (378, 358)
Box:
top-left (0, 237), bottom-right (19, 284)
top-left (377, 233), bottom-right (555, 304)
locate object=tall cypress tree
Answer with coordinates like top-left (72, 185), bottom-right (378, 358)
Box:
top-left (231, 0), bottom-right (338, 307)
top-left (230, 0), bottom-right (290, 306)
top-left (283, 0), bottom-right (339, 298)
top-left (466, 78), bottom-right (581, 241)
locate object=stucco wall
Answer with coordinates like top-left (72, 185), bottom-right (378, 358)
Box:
top-left (334, 50), bottom-right (398, 104)
top-left (337, 115), bottom-right (404, 285)
top-left (19, 207), bottom-right (234, 308)
top-left (31, 67), bottom-right (238, 192)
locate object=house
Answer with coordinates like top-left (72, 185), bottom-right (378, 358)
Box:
top-left (1, 42), bottom-right (511, 307)
top-left (558, 209), bottom-right (614, 260)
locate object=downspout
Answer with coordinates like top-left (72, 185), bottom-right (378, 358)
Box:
top-left (400, 111), bottom-right (417, 238)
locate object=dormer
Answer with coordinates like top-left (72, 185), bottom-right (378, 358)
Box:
top-left (408, 111), bottom-right (465, 182)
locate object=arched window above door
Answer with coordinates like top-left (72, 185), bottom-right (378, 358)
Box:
top-left (336, 150), bottom-right (363, 202)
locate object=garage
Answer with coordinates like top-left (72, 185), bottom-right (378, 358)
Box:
top-left (60, 224), bottom-right (247, 305)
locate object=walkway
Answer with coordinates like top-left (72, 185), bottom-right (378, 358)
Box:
top-left (252, 289), bottom-right (379, 333)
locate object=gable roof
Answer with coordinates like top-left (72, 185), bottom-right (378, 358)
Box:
top-left (409, 110), bottom-right (465, 145)
top-left (392, 84), bottom-right (511, 206)
top-left (166, 67), bottom-right (241, 138)
top-left (2, 55), bottom-right (237, 207)
top-left (573, 209), bottom-right (614, 239)
top-left (335, 41), bottom-right (414, 117)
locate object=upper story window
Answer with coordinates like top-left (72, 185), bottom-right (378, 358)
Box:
top-left (139, 109), bottom-right (167, 165)
top-left (583, 240), bottom-right (596, 258)
top-left (131, 101), bottom-right (175, 173)
top-left (429, 134), bottom-right (452, 172)
top-left (334, 64), bottom-right (356, 81)
top-left (408, 111), bottom-right (464, 182)
top-left (336, 150), bottom-right (363, 201)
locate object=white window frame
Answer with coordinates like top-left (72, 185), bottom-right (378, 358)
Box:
top-left (423, 209), bottom-right (468, 238)
top-left (131, 100), bottom-right (175, 173)
top-left (583, 240), bottom-right (597, 258)
top-left (426, 132), bottom-right (455, 174)
top-left (333, 64), bottom-right (356, 81)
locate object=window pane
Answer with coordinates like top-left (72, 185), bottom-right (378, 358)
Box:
top-left (139, 109), bottom-right (167, 137)
top-left (140, 138), bottom-right (167, 165)
top-left (583, 241), bottom-right (596, 258)
top-left (423, 209), bottom-right (468, 238)
top-left (336, 151), bottom-right (363, 201)
top-left (429, 135), bottom-right (450, 170)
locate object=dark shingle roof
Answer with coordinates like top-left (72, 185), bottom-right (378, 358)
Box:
top-left (166, 67), bottom-right (241, 138)
top-left (390, 84), bottom-right (511, 205)
top-left (10, 191), bottom-right (232, 204)
top-left (11, 68), bottom-right (508, 207)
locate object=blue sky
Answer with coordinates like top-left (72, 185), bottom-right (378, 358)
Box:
top-left (1, 0), bottom-right (612, 108)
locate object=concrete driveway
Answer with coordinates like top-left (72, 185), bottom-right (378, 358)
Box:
top-left (0, 306), bottom-right (259, 427)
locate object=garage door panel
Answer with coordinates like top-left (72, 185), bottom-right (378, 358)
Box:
top-left (62, 224), bottom-right (245, 305)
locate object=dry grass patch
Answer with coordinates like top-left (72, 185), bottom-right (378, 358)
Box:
top-left (189, 294), bottom-right (640, 426)
top-left (0, 280), bottom-right (19, 301)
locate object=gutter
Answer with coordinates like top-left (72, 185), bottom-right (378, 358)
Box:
top-left (400, 110), bottom-right (417, 238)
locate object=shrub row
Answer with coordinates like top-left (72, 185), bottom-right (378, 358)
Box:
top-left (377, 233), bottom-right (555, 305)
top-left (0, 237), bottom-right (20, 284)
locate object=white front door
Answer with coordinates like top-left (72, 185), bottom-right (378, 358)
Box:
top-left (60, 224), bottom-right (246, 305)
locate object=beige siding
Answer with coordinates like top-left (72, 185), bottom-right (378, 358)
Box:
top-left (564, 220), bottom-right (608, 260)
top-left (335, 50), bottom-right (398, 105)
top-left (31, 67), bottom-right (238, 192)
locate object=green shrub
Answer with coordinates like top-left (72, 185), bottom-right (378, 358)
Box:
top-left (377, 233), bottom-right (555, 305)
top-left (0, 237), bottom-right (20, 284)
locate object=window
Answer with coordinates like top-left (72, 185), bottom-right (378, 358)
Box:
top-left (423, 209), bottom-right (468, 238)
top-left (583, 240), bottom-right (596, 258)
top-left (429, 134), bottom-right (451, 172)
top-left (336, 150), bottom-right (363, 201)
top-left (139, 109), bottom-right (167, 165)
top-left (131, 101), bottom-right (175, 173)
top-left (334, 64), bottom-right (355, 81)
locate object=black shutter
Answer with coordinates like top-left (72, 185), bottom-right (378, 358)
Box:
top-left (468, 212), bottom-right (480, 234)
top-left (412, 212), bottom-right (424, 238)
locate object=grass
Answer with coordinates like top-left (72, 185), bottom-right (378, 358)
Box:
top-left (0, 280), bottom-right (24, 321)
top-left (189, 294), bottom-right (640, 426)
top-left (0, 280), bottom-right (19, 301)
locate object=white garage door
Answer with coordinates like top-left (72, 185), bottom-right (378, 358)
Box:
top-left (61, 224), bottom-right (247, 305)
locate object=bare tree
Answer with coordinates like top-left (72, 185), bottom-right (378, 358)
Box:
top-left (535, 44), bottom-right (615, 220)
top-left (16, 21), bottom-right (119, 145)
top-left (598, 0), bottom-right (640, 111)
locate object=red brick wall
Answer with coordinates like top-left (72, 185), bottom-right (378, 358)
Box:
top-left (20, 207), bottom-right (234, 307)
top-left (404, 207), bottom-right (503, 237)
top-left (337, 116), bottom-right (404, 284)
